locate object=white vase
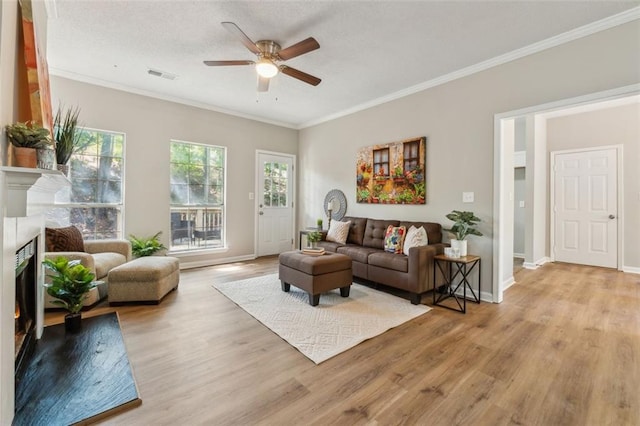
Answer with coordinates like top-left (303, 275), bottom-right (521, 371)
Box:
top-left (450, 239), bottom-right (468, 257)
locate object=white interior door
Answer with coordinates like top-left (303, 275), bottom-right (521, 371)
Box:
top-left (257, 152), bottom-right (294, 257)
top-left (553, 148), bottom-right (617, 268)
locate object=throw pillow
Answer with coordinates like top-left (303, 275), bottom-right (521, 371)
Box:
top-left (403, 225), bottom-right (429, 254)
top-left (383, 225), bottom-right (407, 254)
top-left (326, 220), bottom-right (351, 244)
top-left (45, 226), bottom-right (85, 252)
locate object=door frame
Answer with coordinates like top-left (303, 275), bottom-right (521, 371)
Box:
top-left (493, 83), bottom-right (638, 303)
top-left (254, 149), bottom-right (297, 257)
top-left (549, 145), bottom-right (624, 269)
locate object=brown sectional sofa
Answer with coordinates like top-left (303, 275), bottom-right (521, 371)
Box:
top-left (317, 216), bottom-right (446, 304)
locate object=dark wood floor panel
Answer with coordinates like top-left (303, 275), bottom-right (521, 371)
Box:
top-left (41, 257), bottom-right (640, 425)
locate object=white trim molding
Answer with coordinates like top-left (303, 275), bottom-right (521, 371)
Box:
top-left (178, 254), bottom-right (256, 270)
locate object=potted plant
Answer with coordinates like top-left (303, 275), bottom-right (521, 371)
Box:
top-left (306, 230), bottom-right (322, 248)
top-left (53, 105), bottom-right (82, 176)
top-left (4, 121), bottom-right (52, 168)
top-left (316, 218), bottom-right (323, 230)
top-left (129, 231), bottom-right (167, 257)
top-left (444, 210), bottom-right (483, 256)
top-left (43, 256), bottom-right (99, 332)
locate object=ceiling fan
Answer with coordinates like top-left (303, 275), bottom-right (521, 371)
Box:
top-left (204, 22), bottom-right (321, 92)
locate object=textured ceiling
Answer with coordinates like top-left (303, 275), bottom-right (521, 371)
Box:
top-left (47, 1), bottom-right (640, 128)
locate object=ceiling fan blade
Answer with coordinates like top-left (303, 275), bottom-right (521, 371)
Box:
top-left (280, 66), bottom-right (321, 86)
top-left (277, 37), bottom-right (320, 61)
top-left (203, 60), bottom-right (254, 66)
top-left (257, 75), bottom-right (270, 92)
top-left (221, 22), bottom-right (260, 55)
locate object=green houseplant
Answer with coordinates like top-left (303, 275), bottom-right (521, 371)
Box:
top-left (53, 105), bottom-right (82, 175)
top-left (444, 210), bottom-right (482, 257)
top-left (316, 218), bottom-right (323, 229)
top-left (306, 231), bottom-right (322, 248)
top-left (43, 256), bottom-right (99, 332)
top-left (4, 121), bottom-right (52, 168)
top-left (129, 232), bottom-right (167, 257)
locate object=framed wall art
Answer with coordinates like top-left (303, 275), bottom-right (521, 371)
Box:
top-left (356, 136), bottom-right (426, 204)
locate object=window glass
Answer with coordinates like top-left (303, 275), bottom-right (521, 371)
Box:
top-left (170, 140), bottom-right (226, 251)
top-left (51, 128), bottom-right (125, 240)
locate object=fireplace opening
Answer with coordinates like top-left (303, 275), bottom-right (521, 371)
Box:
top-left (14, 238), bottom-right (38, 383)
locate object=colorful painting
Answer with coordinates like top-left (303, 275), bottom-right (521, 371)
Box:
top-left (356, 137), bottom-right (426, 204)
top-left (20, 0), bottom-right (54, 131)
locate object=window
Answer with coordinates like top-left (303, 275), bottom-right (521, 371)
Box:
top-left (373, 148), bottom-right (389, 177)
top-left (51, 128), bottom-right (125, 239)
top-left (403, 140), bottom-right (420, 171)
top-left (170, 140), bottom-right (225, 251)
top-left (262, 161), bottom-right (288, 207)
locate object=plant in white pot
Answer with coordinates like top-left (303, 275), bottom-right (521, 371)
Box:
top-left (444, 210), bottom-right (482, 257)
top-left (306, 231), bottom-right (322, 248)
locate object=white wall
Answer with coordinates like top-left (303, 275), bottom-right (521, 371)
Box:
top-left (299, 20), bottom-right (640, 298)
top-left (50, 77), bottom-right (298, 266)
top-left (546, 102), bottom-right (640, 270)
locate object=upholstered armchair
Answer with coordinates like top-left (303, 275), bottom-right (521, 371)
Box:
top-left (44, 226), bottom-right (132, 309)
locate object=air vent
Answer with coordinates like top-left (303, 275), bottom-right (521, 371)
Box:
top-left (147, 68), bottom-right (178, 80)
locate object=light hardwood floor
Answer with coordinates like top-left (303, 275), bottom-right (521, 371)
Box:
top-left (45, 257), bottom-right (640, 425)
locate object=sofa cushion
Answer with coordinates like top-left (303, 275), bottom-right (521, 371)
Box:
top-left (317, 241), bottom-right (342, 252)
top-left (92, 252), bottom-right (128, 280)
top-left (326, 220), bottom-right (351, 244)
top-left (403, 225), bottom-right (429, 254)
top-left (342, 216), bottom-right (368, 245)
top-left (383, 225), bottom-right (406, 253)
top-left (399, 221), bottom-right (443, 244)
top-left (336, 245), bottom-right (379, 264)
top-left (363, 219), bottom-right (400, 249)
top-left (368, 251), bottom-right (409, 273)
top-left (45, 226), bottom-right (85, 252)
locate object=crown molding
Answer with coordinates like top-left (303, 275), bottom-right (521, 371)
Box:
top-left (299, 6), bottom-right (640, 129)
top-left (48, 68), bottom-right (298, 130)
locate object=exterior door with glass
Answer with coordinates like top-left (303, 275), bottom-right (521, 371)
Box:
top-left (257, 152), bottom-right (294, 256)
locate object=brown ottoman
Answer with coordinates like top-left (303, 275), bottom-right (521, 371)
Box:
top-left (278, 251), bottom-right (352, 306)
top-left (108, 256), bottom-right (180, 305)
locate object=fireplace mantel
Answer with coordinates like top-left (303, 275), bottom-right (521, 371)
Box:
top-left (0, 167), bottom-right (70, 217)
top-left (1, 166), bottom-right (70, 424)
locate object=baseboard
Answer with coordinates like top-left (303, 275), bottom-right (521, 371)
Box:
top-left (513, 253), bottom-right (525, 259)
top-left (503, 276), bottom-right (516, 291)
top-left (523, 257), bottom-right (552, 270)
top-left (179, 254), bottom-right (256, 270)
top-left (622, 266), bottom-right (640, 274)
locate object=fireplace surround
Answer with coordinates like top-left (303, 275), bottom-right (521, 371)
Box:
top-left (0, 167), bottom-right (69, 424)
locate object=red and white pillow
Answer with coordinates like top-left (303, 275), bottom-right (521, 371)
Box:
top-left (383, 225), bottom-right (406, 254)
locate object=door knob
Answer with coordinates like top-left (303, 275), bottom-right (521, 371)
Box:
top-left (608, 214), bottom-right (616, 219)
top-left (259, 211), bottom-right (264, 215)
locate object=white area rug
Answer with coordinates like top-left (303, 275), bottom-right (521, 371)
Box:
top-left (212, 273), bottom-right (431, 364)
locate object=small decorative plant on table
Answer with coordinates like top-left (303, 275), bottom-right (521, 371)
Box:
top-left (43, 256), bottom-right (99, 332)
top-left (444, 210), bottom-right (483, 257)
top-left (316, 218), bottom-right (323, 229)
top-left (129, 231), bottom-right (167, 257)
top-left (306, 231), bottom-right (322, 248)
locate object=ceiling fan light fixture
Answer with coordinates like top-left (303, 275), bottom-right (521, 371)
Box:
top-left (256, 58), bottom-right (278, 78)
